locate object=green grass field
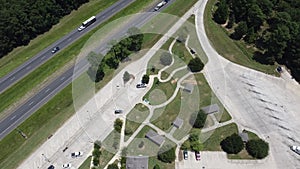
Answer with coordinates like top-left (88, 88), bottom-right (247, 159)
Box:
top-left (204, 0), bottom-right (278, 75)
top-left (79, 156), bottom-right (92, 169)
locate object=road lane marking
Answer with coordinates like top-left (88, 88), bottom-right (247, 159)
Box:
top-left (10, 115), bottom-right (16, 120)
top-left (29, 101), bottom-right (34, 106)
top-left (10, 76), bottom-right (15, 81)
top-left (61, 77), bottom-right (65, 81)
top-left (45, 88), bottom-right (50, 93)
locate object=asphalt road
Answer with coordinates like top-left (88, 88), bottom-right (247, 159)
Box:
top-left (0, 0), bottom-right (135, 95)
top-left (0, 0), bottom-right (175, 140)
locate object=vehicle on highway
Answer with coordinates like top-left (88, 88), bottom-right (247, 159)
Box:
top-left (115, 109), bottom-right (123, 114)
top-left (154, 0), bottom-right (168, 11)
top-left (183, 150), bottom-right (188, 160)
top-left (195, 151), bottom-right (200, 160)
top-left (78, 16), bottom-right (96, 31)
top-left (51, 47), bottom-right (60, 54)
top-left (62, 163), bottom-right (71, 168)
top-left (48, 165), bottom-right (55, 169)
top-left (71, 151), bottom-right (83, 158)
top-left (136, 83), bottom-right (146, 88)
top-left (291, 146), bottom-right (300, 155)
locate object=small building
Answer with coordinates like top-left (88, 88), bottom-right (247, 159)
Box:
top-left (201, 104), bottom-right (220, 114)
top-left (183, 83), bottom-right (194, 93)
top-left (145, 129), bottom-right (165, 146)
top-left (172, 117), bottom-right (183, 128)
top-left (239, 132), bottom-right (249, 142)
top-left (126, 156), bottom-right (148, 169)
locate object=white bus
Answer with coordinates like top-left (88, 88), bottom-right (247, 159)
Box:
top-left (78, 16), bottom-right (96, 31)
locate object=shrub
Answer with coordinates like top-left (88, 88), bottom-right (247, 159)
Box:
top-left (142, 74), bottom-right (150, 84)
top-left (107, 163), bottom-right (119, 169)
top-left (220, 133), bottom-right (244, 154)
top-left (246, 139), bottom-right (269, 159)
top-left (153, 164), bottom-right (161, 169)
top-left (114, 118), bottom-right (123, 133)
top-left (188, 57), bottom-right (204, 72)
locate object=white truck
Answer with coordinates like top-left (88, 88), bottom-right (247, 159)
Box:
top-left (154, 1), bottom-right (167, 11)
top-left (291, 146), bottom-right (300, 155)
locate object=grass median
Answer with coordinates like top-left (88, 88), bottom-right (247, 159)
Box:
top-left (0, 0), bottom-right (199, 168)
top-left (204, 0), bottom-right (278, 75)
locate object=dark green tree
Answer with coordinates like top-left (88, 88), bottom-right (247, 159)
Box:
top-left (244, 27), bottom-right (257, 43)
top-left (226, 13), bottom-right (235, 29)
top-left (187, 57), bottom-right (204, 72)
top-left (92, 149), bottom-right (101, 158)
top-left (190, 141), bottom-right (203, 152)
top-left (127, 27), bottom-right (144, 51)
top-left (246, 4), bottom-right (265, 31)
top-left (94, 140), bottom-right (102, 149)
top-left (153, 164), bottom-right (161, 169)
top-left (246, 139), bottom-right (269, 159)
top-left (157, 145), bottom-right (176, 163)
top-left (106, 56), bottom-right (119, 69)
top-left (231, 21), bottom-right (248, 40)
top-left (220, 133), bottom-right (244, 154)
top-left (213, 0), bottom-right (229, 24)
top-left (142, 74), bottom-right (150, 84)
top-left (189, 133), bottom-right (199, 142)
top-left (107, 163), bottom-right (119, 169)
top-left (114, 118), bottom-right (123, 133)
top-left (93, 157), bottom-right (99, 166)
top-left (193, 110), bottom-right (207, 128)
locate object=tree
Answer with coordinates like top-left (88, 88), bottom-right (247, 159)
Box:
top-left (246, 4), bottom-right (265, 31)
top-left (142, 74), bottom-right (150, 84)
top-left (92, 149), bottom-right (101, 158)
top-left (94, 140), bottom-right (102, 149)
top-left (107, 163), bottom-right (119, 169)
top-left (244, 27), bottom-right (257, 43)
top-left (106, 56), bottom-right (119, 69)
top-left (193, 110), bottom-right (207, 128)
top-left (231, 21), bottom-right (248, 40)
top-left (213, 0), bottom-right (229, 24)
top-left (153, 164), bottom-right (161, 169)
top-left (189, 133), bottom-right (199, 142)
top-left (93, 157), bottom-right (99, 166)
top-left (114, 118), bottom-right (123, 133)
top-left (226, 13), bottom-right (235, 29)
top-left (246, 139), bottom-right (269, 159)
top-left (157, 145), bottom-right (176, 163)
top-left (187, 57), bottom-right (204, 72)
top-left (220, 133), bottom-right (244, 154)
top-left (123, 71), bottom-right (131, 83)
top-left (160, 52), bottom-right (173, 66)
top-left (127, 27), bottom-right (144, 51)
top-left (181, 140), bottom-right (190, 150)
top-left (190, 141), bottom-right (203, 152)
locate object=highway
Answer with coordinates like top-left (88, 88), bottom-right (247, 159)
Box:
top-left (0, 0), bottom-right (175, 140)
top-left (0, 0), bottom-right (135, 95)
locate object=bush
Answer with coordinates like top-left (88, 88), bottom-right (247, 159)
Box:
top-left (93, 157), bottom-right (99, 166)
top-left (114, 118), bottom-right (123, 133)
top-left (157, 145), bottom-right (176, 163)
top-left (160, 52), bottom-right (173, 66)
top-left (189, 133), bottom-right (199, 142)
top-left (92, 149), bottom-right (101, 158)
top-left (191, 141), bottom-right (203, 152)
top-left (246, 139), bottom-right (269, 159)
top-left (188, 57), bottom-right (204, 72)
top-left (107, 163), bottom-right (119, 169)
top-left (142, 74), bottom-right (150, 84)
top-left (193, 110), bottom-right (207, 128)
top-left (181, 140), bottom-right (190, 150)
top-left (94, 140), bottom-right (102, 149)
top-left (153, 164), bottom-right (161, 169)
top-left (220, 133), bottom-right (244, 154)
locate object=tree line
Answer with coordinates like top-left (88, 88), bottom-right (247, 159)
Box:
top-left (0, 0), bottom-right (89, 58)
top-left (213, 0), bottom-right (300, 82)
top-left (87, 27), bottom-right (144, 82)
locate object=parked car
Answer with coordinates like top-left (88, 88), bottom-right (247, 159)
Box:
top-left (71, 151), bottom-right (83, 158)
top-left (136, 83), bottom-right (146, 88)
top-left (51, 47), bottom-right (60, 54)
top-left (114, 110), bottom-right (123, 114)
top-left (62, 163), bottom-right (71, 168)
top-left (48, 165), bottom-right (55, 169)
top-left (195, 151), bottom-right (201, 160)
top-left (183, 150), bottom-right (188, 160)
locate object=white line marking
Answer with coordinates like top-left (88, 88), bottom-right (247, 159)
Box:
top-left (10, 76), bottom-right (15, 81)
top-left (61, 77), bottom-right (65, 81)
top-left (29, 101), bottom-right (34, 106)
top-left (45, 88), bottom-right (50, 93)
top-left (10, 115), bottom-right (16, 120)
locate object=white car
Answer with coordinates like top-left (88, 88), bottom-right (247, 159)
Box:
top-left (71, 151), bottom-right (83, 158)
top-left (62, 163), bottom-right (71, 168)
top-left (291, 146), bottom-right (300, 155)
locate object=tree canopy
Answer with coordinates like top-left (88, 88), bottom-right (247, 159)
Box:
top-left (0, 0), bottom-right (89, 58)
top-left (187, 57), bottom-right (204, 72)
top-left (220, 133), bottom-right (244, 154)
top-left (246, 139), bottom-right (269, 159)
top-left (193, 110), bottom-right (207, 128)
top-left (114, 118), bottom-right (123, 133)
